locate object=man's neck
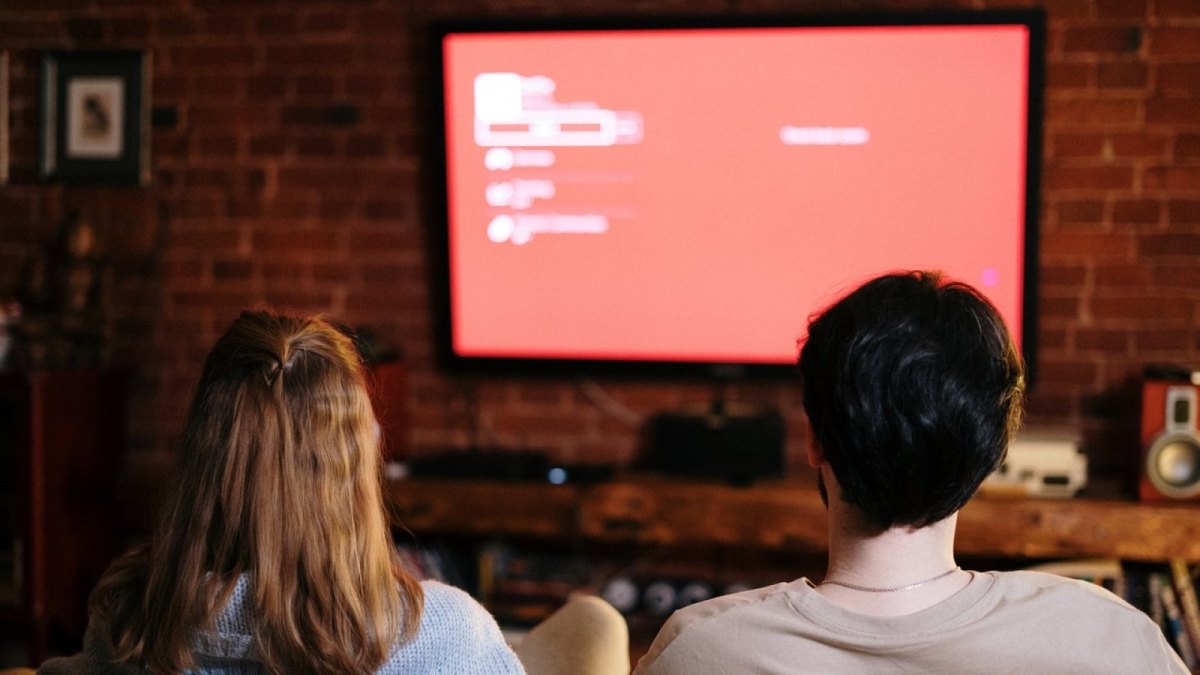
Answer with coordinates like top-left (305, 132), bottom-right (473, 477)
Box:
top-left (815, 469), bottom-right (968, 615)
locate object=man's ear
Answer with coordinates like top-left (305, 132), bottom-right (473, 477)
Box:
top-left (806, 436), bottom-right (825, 468)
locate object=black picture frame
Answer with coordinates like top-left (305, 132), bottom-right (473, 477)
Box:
top-left (40, 50), bottom-right (151, 185)
top-left (1, 51), bottom-right (9, 185)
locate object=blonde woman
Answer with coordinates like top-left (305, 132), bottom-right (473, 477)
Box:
top-left (40, 311), bottom-right (524, 674)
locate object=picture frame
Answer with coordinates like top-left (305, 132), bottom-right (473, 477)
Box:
top-left (1, 51), bottom-right (9, 185)
top-left (40, 50), bottom-right (151, 185)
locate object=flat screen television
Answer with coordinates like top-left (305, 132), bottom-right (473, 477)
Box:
top-left (427, 10), bottom-right (1044, 380)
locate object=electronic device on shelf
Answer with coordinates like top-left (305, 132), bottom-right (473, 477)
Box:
top-left (1140, 365), bottom-right (1200, 502)
top-left (983, 426), bottom-right (1087, 498)
top-left (424, 9), bottom-right (1044, 381)
top-left (405, 448), bottom-right (615, 484)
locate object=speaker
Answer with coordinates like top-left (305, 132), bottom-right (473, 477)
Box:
top-left (1140, 371), bottom-right (1200, 502)
top-left (649, 406), bottom-right (785, 485)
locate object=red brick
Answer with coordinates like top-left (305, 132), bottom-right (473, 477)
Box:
top-left (1038, 359), bottom-right (1099, 386)
top-left (1168, 200), bottom-right (1200, 223)
top-left (349, 230), bottom-right (419, 252)
top-left (1136, 330), bottom-right (1192, 351)
top-left (263, 262), bottom-right (309, 283)
top-left (356, 8), bottom-right (410, 35)
top-left (1076, 329), bottom-right (1129, 352)
top-left (345, 289), bottom-right (424, 312)
top-left (313, 264), bottom-right (353, 283)
top-left (1145, 166), bottom-right (1200, 190)
top-left (1048, 62), bottom-right (1093, 91)
top-left (171, 290), bottom-right (257, 310)
top-left (195, 75), bottom-right (242, 98)
top-left (212, 259), bottom-right (253, 280)
top-left (1150, 27), bottom-right (1200, 56)
top-left (1045, 232), bottom-right (1136, 260)
top-left (1062, 26), bottom-right (1141, 53)
top-left (1141, 234), bottom-right (1200, 256)
top-left (249, 135), bottom-right (287, 156)
top-left (1039, 296), bottom-right (1083, 318)
top-left (1112, 199), bottom-right (1161, 224)
top-left (1110, 133), bottom-right (1169, 158)
top-left (175, 197), bottom-right (222, 218)
top-left (172, 45), bottom-right (256, 68)
top-left (1097, 62), bottom-right (1148, 89)
top-left (1146, 98), bottom-right (1200, 126)
top-left (296, 75), bottom-right (336, 98)
top-left (1053, 133), bottom-right (1104, 157)
top-left (347, 73), bottom-right (389, 96)
top-left (259, 197), bottom-right (317, 219)
top-left (190, 106), bottom-right (274, 128)
top-left (1158, 63), bottom-right (1200, 94)
top-left (1056, 199), bottom-right (1105, 224)
top-left (491, 412), bottom-right (589, 437)
top-left (227, 197), bottom-right (263, 219)
top-left (364, 199), bottom-right (407, 220)
top-left (302, 12), bottom-right (351, 33)
top-left (262, 290), bottom-right (333, 310)
top-left (266, 44), bottom-right (357, 67)
top-left (278, 167), bottom-right (365, 189)
top-left (252, 230), bottom-right (338, 252)
top-left (1092, 296), bottom-right (1193, 320)
top-left (348, 134), bottom-right (388, 158)
top-left (197, 135), bottom-right (239, 157)
top-left (319, 199), bottom-right (356, 220)
top-left (1095, 264), bottom-right (1150, 286)
top-left (1177, 134), bottom-right (1200, 159)
top-left (1024, 391), bottom-right (1076, 418)
top-left (248, 75), bottom-right (288, 97)
top-left (0, 19), bottom-right (67, 41)
top-left (295, 137), bottom-right (337, 156)
top-left (204, 11), bottom-right (250, 36)
top-left (158, 13), bottom-right (201, 39)
top-left (1039, 328), bottom-right (1068, 351)
top-left (111, 16), bottom-right (151, 40)
top-left (361, 264), bottom-right (419, 284)
top-left (1046, 98), bottom-right (1141, 125)
top-left (1040, 265), bottom-right (1088, 286)
top-left (171, 230), bottom-right (241, 251)
top-left (1045, 166), bottom-right (1135, 191)
top-left (1096, 0), bottom-right (1148, 18)
top-left (153, 75), bottom-right (189, 100)
top-left (256, 13), bottom-right (297, 35)
top-left (1154, 0), bottom-right (1200, 18)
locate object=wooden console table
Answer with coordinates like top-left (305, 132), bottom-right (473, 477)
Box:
top-left (387, 475), bottom-right (1200, 562)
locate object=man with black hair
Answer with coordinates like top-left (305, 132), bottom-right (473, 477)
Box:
top-left (636, 270), bottom-right (1186, 674)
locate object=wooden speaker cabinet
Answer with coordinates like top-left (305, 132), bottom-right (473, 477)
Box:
top-left (0, 370), bottom-right (125, 664)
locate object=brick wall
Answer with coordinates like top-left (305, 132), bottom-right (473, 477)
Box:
top-left (0, 0), bottom-right (1197, 491)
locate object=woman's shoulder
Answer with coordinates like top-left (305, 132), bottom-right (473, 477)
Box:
top-left (379, 580), bottom-right (524, 675)
top-left (416, 579), bottom-right (504, 633)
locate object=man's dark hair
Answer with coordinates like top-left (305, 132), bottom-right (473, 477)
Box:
top-left (798, 270), bottom-right (1025, 530)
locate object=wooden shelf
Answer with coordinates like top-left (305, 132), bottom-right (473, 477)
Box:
top-left (387, 476), bottom-right (1200, 562)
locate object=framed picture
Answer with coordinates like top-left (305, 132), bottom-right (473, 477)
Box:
top-left (1, 51), bottom-right (9, 185)
top-left (40, 50), bottom-right (151, 185)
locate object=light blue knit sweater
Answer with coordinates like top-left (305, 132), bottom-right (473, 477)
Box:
top-left (38, 579), bottom-right (526, 674)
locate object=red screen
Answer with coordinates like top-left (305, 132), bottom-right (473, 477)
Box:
top-left (442, 24), bottom-right (1032, 366)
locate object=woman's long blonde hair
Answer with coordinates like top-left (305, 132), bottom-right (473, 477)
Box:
top-left (93, 311), bottom-right (423, 674)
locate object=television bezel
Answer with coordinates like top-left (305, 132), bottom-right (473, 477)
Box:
top-left (423, 9), bottom-right (1044, 382)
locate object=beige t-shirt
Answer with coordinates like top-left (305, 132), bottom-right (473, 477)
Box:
top-left (635, 570), bottom-right (1188, 674)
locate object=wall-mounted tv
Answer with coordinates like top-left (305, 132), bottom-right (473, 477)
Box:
top-left (427, 10), bottom-right (1043, 379)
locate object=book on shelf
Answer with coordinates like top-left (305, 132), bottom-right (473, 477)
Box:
top-left (1170, 558), bottom-right (1200, 661)
top-left (1031, 558), bottom-right (1200, 669)
top-left (1160, 578), bottom-right (1198, 669)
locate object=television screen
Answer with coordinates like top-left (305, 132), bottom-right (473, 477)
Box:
top-left (428, 11), bottom-right (1043, 378)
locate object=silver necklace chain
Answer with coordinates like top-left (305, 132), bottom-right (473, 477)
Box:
top-left (819, 566), bottom-right (961, 593)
